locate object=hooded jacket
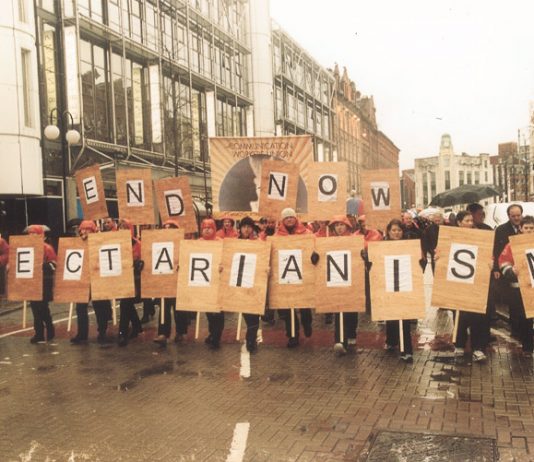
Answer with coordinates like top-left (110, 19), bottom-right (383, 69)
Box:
top-left (216, 215), bottom-right (238, 239)
top-left (0, 238), bottom-right (9, 267)
top-left (119, 219), bottom-right (141, 260)
top-left (200, 219), bottom-right (220, 241)
top-left (275, 219), bottom-right (311, 236)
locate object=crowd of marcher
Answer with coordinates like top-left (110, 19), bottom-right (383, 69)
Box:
top-left (0, 202), bottom-right (531, 364)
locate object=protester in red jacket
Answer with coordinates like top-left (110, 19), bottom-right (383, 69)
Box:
top-left (216, 215), bottom-right (238, 239)
top-left (0, 237), bottom-right (8, 267)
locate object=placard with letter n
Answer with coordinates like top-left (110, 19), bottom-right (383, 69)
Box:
top-left (368, 240), bottom-right (425, 321)
top-left (154, 176), bottom-right (197, 233)
top-left (361, 168), bottom-right (401, 232)
top-left (306, 162), bottom-right (347, 221)
top-left (314, 235), bottom-right (365, 312)
top-left (176, 240), bottom-right (223, 312)
top-left (88, 230), bottom-right (135, 300)
top-left (54, 237), bottom-right (90, 303)
top-left (140, 228), bottom-right (184, 298)
top-left (258, 160), bottom-right (299, 219)
top-left (219, 239), bottom-right (271, 315)
top-left (268, 234), bottom-right (315, 309)
top-left (7, 235), bottom-right (44, 301)
top-left (431, 226), bottom-right (492, 313)
top-left (509, 234), bottom-right (534, 318)
top-left (74, 164), bottom-right (108, 220)
top-left (116, 168), bottom-right (155, 225)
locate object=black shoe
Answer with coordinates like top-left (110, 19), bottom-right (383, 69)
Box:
top-left (287, 337), bottom-right (299, 348)
top-left (246, 341), bottom-right (257, 353)
top-left (153, 335), bottom-right (167, 346)
top-left (325, 314), bottom-right (333, 325)
top-left (97, 333), bottom-right (108, 344)
top-left (174, 334), bottom-right (184, 344)
top-left (70, 336), bottom-right (87, 345)
top-left (303, 324), bottom-right (312, 338)
top-left (118, 335), bottom-right (128, 347)
top-left (208, 341), bottom-right (220, 350)
top-left (204, 335), bottom-right (213, 345)
top-left (30, 336), bottom-right (45, 344)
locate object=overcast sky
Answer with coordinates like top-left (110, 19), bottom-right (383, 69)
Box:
top-left (269, 0), bottom-right (534, 170)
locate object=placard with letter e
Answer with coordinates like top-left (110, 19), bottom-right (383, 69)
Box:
top-left (219, 239), bottom-right (271, 315)
top-left (258, 160), bottom-right (299, 220)
top-left (74, 164), bottom-right (108, 220)
top-left (267, 234), bottom-right (316, 309)
top-left (176, 240), bottom-right (223, 312)
top-left (431, 226), bottom-right (492, 313)
top-left (88, 230), bottom-right (135, 300)
top-left (54, 237), bottom-right (90, 303)
top-left (305, 162), bottom-right (347, 221)
top-left (361, 168), bottom-right (401, 231)
top-left (368, 240), bottom-right (425, 321)
top-left (154, 176), bottom-right (197, 233)
top-left (509, 234), bottom-right (534, 318)
top-left (314, 235), bottom-right (365, 312)
top-left (140, 228), bottom-right (185, 298)
top-left (7, 235), bottom-right (44, 301)
top-left (116, 168), bottom-right (155, 225)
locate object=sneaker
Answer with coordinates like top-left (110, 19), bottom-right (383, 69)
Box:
top-left (287, 337), bottom-right (299, 348)
top-left (30, 336), bottom-right (45, 344)
top-left (153, 334), bottom-right (167, 346)
top-left (347, 338), bottom-right (357, 346)
top-left (400, 354), bottom-right (413, 363)
top-left (334, 343), bottom-right (347, 356)
top-left (472, 350), bottom-right (487, 362)
top-left (303, 324), bottom-right (312, 338)
top-left (454, 347), bottom-right (465, 357)
top-left (384, 344), bottom-right (396, 351)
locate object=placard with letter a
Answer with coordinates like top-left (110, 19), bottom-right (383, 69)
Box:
top-left (368, 240), bottom-right (425, 321)
top-left (258, 160), bottom-right (299, 220)
top-left (7, 235), bottom-right (44, 301)
top-left (116, 168), bottom-right (155, 225)
top-left (361, 168), bottom-right (401, 232)
top-left (267, 234), bottom-right (316, 309)
top-left (154, 176), bottom-right (197, 233)
top-left (314, 235), bottom-right (365, 312)
top-left (305, 162), bottom-right (347, 221)
top-left (509, 233), bottom-right (534, 318)
top-left (74, 164), bottom-right (108, 220)
top-left (54, 237), bottom-right (90, 303)
top-left (431, 226), bottom-right (492, 313)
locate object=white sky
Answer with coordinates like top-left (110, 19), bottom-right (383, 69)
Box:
top-left (269, 0), bottom-right (534, 171)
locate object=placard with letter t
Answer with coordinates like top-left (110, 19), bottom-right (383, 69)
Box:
top-left (509, 233), bottom-right (534, 318)
top-left (116, 168), bottom-right (155, 225)
top-left (258, 159), bottom-right (299, 220)
top-left (74, 164), bottom-right (108, 220)
top-left (7, 235), bottom-right (44, 301)
top-left (360, 168), bottom-right (401, 232)
top-left (54, 237), bottom-right (90, 303)
top-left (153, 176), bottom-right (197, 233)
top-left (314, 235), bottom-right (365, 312)
top-left (431, 226), bottom-right (492, 314)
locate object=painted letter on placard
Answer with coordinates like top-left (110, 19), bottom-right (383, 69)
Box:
top-left (16, 248), bottom-right (34, 279)
top-left (126, 180), bottom-right (145, 206)
top-left (99, 245), bottom-right (122, 277)
top-left (189, 253), bottom-right (212, 287)
top-left (268, 172), bottom-right (288, 200)
top-left (229, 253), bottom-right (256, 288)
top-left (526, 249), bottom-right (534, 288)
top-left (278, 249), bottom-right (303, 284)
top-left (82, 176), bottom-right (99, 204)
top-left (446, 243), bottom-right (478, 284)
top-left (370, 181), bottom-right (391, 210)
top-left (384, 255), bottom-right (413, 292)
top-left (152, 242), bottom-right (174, 275)
top-left (64, 249), bottom-right (84, 281)
top-left (164, 189), bottom-right (185, 217)
top-left (318, 174), bottom-right (338, 202)
top-left (326, 250), bottom-right (351, 287)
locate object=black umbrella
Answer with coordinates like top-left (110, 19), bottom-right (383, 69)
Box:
top-left (429, 184), bottom-right (501, 207)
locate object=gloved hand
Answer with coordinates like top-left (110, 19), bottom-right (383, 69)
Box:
top-left (419, 258), bottom-right (427, 271)
top-left (134, 259), bottom-right (144, 272)
top-left (360, 249), bottom-right (372, 271)
top-left (43, 261), bottom-right (56, 273)
top-left (310, 251), bottom-right (320, 265)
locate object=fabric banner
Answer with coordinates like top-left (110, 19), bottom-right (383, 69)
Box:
top-left (219, 239), bottom-right (271, 314)
top-left (509, 234), bottom-right (534, 318)
top-left (54, 237), bottom-right (90, 303)
top-left (368, 240), bottom-right (425, 321)
top-left (360, 168), bottom-right (401, 232)
top-left (267, 234), bottom-right (316, 309)
top-left (116, 168), bottom-right (155, 225)
top-left (154, 176), bottom-right (197, 233)
top-left (88, 230), bottom-right (135, 300)
top-left (7, 235), bottom-right (44, 301)
top-left (431, 226), bottom-right (492, 313)
top-left (305, 162), bottom-right (348, 221)
top-left (176, 240), bottom-right (223, 312)
top-left (208, 135), bottom-right (313, 217)
top-left (74, 164), bottom-right (108, 220)
top-left (140, 228), bottom-right (184, 298)
top-left (314, 235), bottom-right (365, 312)
top-left (258, 160), bottom-right (300, 220)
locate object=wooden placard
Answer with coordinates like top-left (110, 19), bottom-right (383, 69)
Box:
top-left (140, 228), bottom-right (185, 298)
top-left (7, 235), bottom-right (44, 301)
top-left (509, 234), bottom-right (534, 318)
top-left (88, 230), bottom-right (135, 300)
top-left (360, 168), bottom-right (401, 232)
top-left (74, 164), bottom-right (108, 220)
top-left (314, 235), bottom-right (365, 312)
top-left (258, 160), bottom-right (299, 220)
top-left (219, 239), bottom-right (271, 315)
top-left (368, 240), bottom-right (425, 321)
top-left (431, 226), bottom-right (492, 313)
top-left (54, 237), bottom-right (90, 303)
top-left (154, 176), bottom-right (197, 233)
top-left (267, 234), bottom-right (316, 309)
top-left (116, 168), bottom-right (155, 225)
top-left (305, 162), bottom-right (348, 221)
top-left (176, 240), bottom-right (223, 313)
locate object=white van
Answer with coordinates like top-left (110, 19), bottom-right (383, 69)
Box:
top-left (484, 202), bottom-right (534, 229)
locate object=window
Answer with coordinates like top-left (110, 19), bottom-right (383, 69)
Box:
top-left (445, 170), bottom-right (450, 190)
top-left (21, 49), bottom-right (33, 128)
top-left (430, 172), bottom-right (436, 198)
top-left (275, 86), bottom-right (283, 120)
top-left (19, 0), bottom-right (27, 23)
top-left (485, 171), bottom-right (488, 182)
top-left (467, 172), bottom-right (472, 184)
top-left (145, 2), bottom-right (158, 50)
top-left (129, 61), bottom-right (146, 147)
top-left (108, 0), bottom-right (121, 32)
top-left (423, 172), bottom-right (428, 205)
top-left (130, 0), bottom-right (142, 43)
top-left (40, 24), bottom-right (57, 127)
top-left (112, 53), bottom-right (126, 144)
top-left (474, 171), bottom-right (480, 184)
top-left (459, 171), bottom-right (464, 186)
top-left (78, 0), bottom-right (103, 22)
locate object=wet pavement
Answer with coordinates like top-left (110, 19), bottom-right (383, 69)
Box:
top-left (1, 270), bottom-right (534, 461)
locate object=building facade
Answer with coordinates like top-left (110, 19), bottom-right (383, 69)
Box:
top-left (414, 134), bottom-right (494, 208)
top-left (400, 169), bottom-right (416, 210)
top-left (492, 141), bottom-right (532, 202)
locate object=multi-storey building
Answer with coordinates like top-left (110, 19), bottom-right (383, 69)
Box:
top-left (492, 141), bottom-right (532, 202)
top-left (400, 169), bottom-right (416, 210)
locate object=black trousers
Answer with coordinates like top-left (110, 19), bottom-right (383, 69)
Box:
top-left (334, 312), bottom-right (358, 345)
top-left (30, 301), bottom-right (54, 340)
top-left (509, 288), bottom-right (534, 352)
top-left (157, 298), bottom-right (190, 337)
top-left (455, 312), bottom-right (488, 351)
top-left (279, 308), bottom-right (312, 338)
top-left (142, 298), bottom-right (156, 318)
top-left (386, 320), bottom-right (413, 355)
top-left (75, 300), bottom-right (111, 339)
top-left (206, 312), bottom-right (225, 344)
top-left (119, 298), bottom-right (142, 337)
top-left (243, 313), bottom-right (260, 345)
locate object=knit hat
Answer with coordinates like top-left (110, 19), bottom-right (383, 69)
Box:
top-left (26, 225), bottom-right (44, 235)
top-left (281, 208), bottom-right (297, 220)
